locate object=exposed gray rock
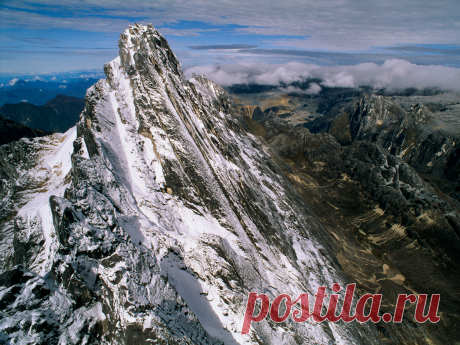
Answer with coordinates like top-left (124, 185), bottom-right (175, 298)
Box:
top-left (325, 94), bottom-right (460, 200)
top-left (251, 113), bottom-right (460, 344)
top-left (0, 24), bottom-right (383, 344)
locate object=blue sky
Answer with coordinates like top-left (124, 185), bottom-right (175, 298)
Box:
top-left (0, 0), bottom-right (459, 88)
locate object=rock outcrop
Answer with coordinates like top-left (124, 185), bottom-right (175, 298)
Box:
top-left (248, 108), bottom-right (460, 344)
top-left (324, 94), bottom-right (460, 201)
top-left (0, 24), bottom-right (383, 344)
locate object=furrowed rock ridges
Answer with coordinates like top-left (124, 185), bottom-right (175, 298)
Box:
top-left (0, 23), bottom-right (382, 344)
top-left (324, 94), bottom-right (460, 201)
top-left (246, 103), bottom-right (460, 344)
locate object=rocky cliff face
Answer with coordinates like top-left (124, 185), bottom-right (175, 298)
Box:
top-left (0, 127), bottom-right (75, 274)
top-left (326, 94), bottom-right (460, 201)
top-left (0, 24), bottom-right (385, 344)
top-left (247, 98), bottom-right (460, 344)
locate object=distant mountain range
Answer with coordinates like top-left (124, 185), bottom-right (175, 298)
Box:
top-left (0, 94), bottom-right (85, 133)
top-left (0, 115), bottom-right (52, 146)
top-left (0, 78), bottom-right (97, 105)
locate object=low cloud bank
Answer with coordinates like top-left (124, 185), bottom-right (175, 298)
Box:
top-left (278, 83), bottom-right (322, 95)
top-left (184, 59), bottom-right (460, 91)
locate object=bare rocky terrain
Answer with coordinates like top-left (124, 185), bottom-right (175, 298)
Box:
top-left (1, 23), bottom-right (459, 345)
top-left (238, 88), bottom-right (460, 345)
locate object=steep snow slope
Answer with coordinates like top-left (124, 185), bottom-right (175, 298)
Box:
top-left (0, 128), bottom-right (76, 274)
top-left (1, 24), bottom-right (382, 344)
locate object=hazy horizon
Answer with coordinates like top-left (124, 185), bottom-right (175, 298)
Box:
top-left (1, 1), bottom-right (460, 90)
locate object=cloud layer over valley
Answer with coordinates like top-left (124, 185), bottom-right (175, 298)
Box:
top-left (184, 59), bottom-right (460, 91)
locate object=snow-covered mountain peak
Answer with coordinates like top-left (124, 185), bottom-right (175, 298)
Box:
top-left (117, 23), bottom-right (181, 74)
top-left (0, 24), bottom-right (383, 344)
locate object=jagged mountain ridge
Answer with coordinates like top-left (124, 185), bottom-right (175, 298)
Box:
top-left (0, 94), bottom-right (85, 133)
top-left (0, 115), bottom-right (53, 146)
top-left (0, 24), bottom-right (383, 344)
top-left (244, 95), bottom-right (460, 344)
top-left (324, 94), bottom-right (460, 200)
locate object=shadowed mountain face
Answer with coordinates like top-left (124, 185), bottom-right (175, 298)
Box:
top-left (0, 115), bottom-right (52, 146)
top-left (241, 89), bottom-right (459, 202)
top-left (0, 94), bottom-right (84, 133)
top-left (0, 24), bottom-right (383, 344)
top-left (243, 94), bottom-right (460, 344)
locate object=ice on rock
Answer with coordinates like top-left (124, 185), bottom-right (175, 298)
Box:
top-left (0, 23), bottom-right (382, 344)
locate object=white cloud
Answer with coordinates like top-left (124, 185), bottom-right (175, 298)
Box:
top-left (306, 83), bottom-right (321, 94)
top-left (278, 83), bottom-right (322, 94)
top-left (2, 1), bottom-right (459, 75)
top-left (184, 59), bottom-right (460, 91)
top-left (9, 78), bottom-right (19, 86)
top-left (157, 27), bottom-right (219, 37)
top-left (2, 0), bottom-right (459, 51)
top-left (185, 61), bottom-right (315, 86)
top-left (0, 8), bottom-right (133, 33)
top-left (25, 76), bottom-right (45, 82)
top-left (318, 60), bottom-right (460, 90)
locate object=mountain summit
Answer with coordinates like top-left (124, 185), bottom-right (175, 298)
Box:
top-left (0, 23), bottom-right (382, 344)
top-left (2, 23), bottom-right (459, 344)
